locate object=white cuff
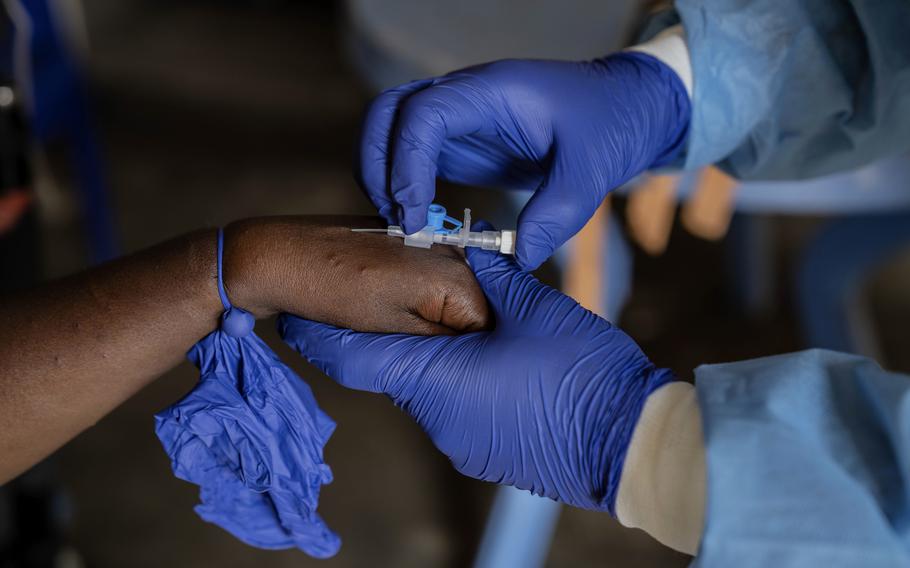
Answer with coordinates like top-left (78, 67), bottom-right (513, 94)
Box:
top-left (615, 381), bottom-right (705, 555)
top-left (626, 25), bottom-right (693, 98)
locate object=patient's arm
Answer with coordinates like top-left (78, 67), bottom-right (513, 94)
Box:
top-left (0, 216), bottom-right (489, 483)
top-left (223, 216), bottom-right (488, 333)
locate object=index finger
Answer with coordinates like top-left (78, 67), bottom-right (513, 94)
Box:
top-left (357, 79), bottom-right (433, 223)
top-left (388, 80), bottom-right (485, 233)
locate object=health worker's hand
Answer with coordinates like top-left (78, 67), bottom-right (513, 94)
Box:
top-left (357, 52), bottom-right (690, 270)
top-left (279, 222), bottom-right (674, 513)
top-left (222, 216), bottom-right (490, 335)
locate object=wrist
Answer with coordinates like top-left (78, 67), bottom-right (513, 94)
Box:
top-left (221, 218), bottom-right (296, 318)
top-left (598, 361), bottom-right (676, 514)
top-left (626, 24), bottom-right (692, 168)
top-left (600, 49), bottom-right (691, 169)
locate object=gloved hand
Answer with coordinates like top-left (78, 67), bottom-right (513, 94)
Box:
top-left (279, 223), bottom-right (674, 513)
top-left (357, 52), bottom-right (690, 270)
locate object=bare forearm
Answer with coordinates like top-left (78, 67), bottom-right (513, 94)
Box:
top-left (0, 229), bottom-right (222, 481)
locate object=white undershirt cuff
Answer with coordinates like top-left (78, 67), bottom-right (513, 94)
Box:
top-left (626, 24), bottom-right (693, 98)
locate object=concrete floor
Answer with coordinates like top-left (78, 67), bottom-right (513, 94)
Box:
top-left (25, 1), bottom-right (909, 567)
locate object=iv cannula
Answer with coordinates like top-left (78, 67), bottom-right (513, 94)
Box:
top-left (350, 204), bottom-right (516, 255)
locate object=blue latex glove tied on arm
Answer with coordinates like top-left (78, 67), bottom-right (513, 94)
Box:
top-left (155, 326), bottom-right (339, 556)
top-left (156, 230), bottom-right (340, 558)
top-left (280, 228), bottom-right (673, 513)
top-left (358, 52), bottom-right (690, 270)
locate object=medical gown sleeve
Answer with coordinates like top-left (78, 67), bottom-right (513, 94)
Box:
top-left (692, 349), bottom-right (910, 567)
top-left (652, 0), bottom-right (910, 180)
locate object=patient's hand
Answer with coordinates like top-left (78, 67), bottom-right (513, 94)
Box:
top-left (222, 216), bottom-right (490, 334)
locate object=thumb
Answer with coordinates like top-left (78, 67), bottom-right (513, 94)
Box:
top-left (389, 81), bottom-right (485, 234)
top-left (515, 160), bottom-right (604, 271)
top-left (278, 315), bottom-right (444, 397)
top-left (466, 222), bottom-right (554, 326)
top-left (278, 315), bottom-right (390, 393)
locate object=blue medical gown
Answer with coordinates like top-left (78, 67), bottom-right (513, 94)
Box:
top-left (693, 349), bottom-right (910, 567)
top-left (648, 0), bottom-right (910, 180)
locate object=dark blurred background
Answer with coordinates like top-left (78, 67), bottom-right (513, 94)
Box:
top-left (1, 1), bottom-right (908, 567)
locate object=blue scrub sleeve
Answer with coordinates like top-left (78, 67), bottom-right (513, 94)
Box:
top-left (645, 1), bottom-right (910, 180)
top-left (693, 349), bottom-right (910, 567)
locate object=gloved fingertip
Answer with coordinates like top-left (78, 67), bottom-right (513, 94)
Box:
top-left (514, 228), bottom-right (551, 271)
top-left (377, 204), bottom-right (396, 225)
top-left (471, 220), bottom-right (495, 232)
top-left (402, 205), bottom-right (428, 235)
top-left (465, 245), bottom-right (498, 269)
top-left (277, 315), bottom-right (333, 348)
top-left (514, 243), bottom-right (545, 271)
top-left (276, 313), bottom-right (297, 337)
top-left (466, 240), bottom-right (519, 279)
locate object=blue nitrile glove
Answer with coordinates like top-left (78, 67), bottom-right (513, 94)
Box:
top-left (155, 229), bottom-right (339, 558)
top-left (155, 327), bottom-right (340, 557)
top-left (357, 52), bottom-right (690, 270)
top-left (279, 222), bottom-right (674, 513)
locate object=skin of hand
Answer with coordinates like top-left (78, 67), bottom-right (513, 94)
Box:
top-left (223, 216), bottom-right (489, 334)
top-left (0, 216), bottom-right (489, 483)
